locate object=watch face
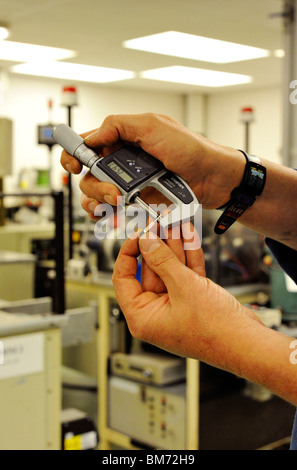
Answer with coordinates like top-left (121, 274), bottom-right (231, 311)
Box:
top-left (247, 162), bottom-right (266, 195)
top-left (251, 166), bottom-right (265, 179)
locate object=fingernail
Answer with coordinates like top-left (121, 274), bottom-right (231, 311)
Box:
top-left (104, 195), bottom-right (116, 205)
top-left (88, 201), bottom-right (98, 213)
top-left (129, 228), bottom-right (143, 240)
top-left (66, 163), bottom-right (74, 174)
top-left (139, 233), bottom-right (162, 253)
top-left (85, 130), bottom-right (99, 141)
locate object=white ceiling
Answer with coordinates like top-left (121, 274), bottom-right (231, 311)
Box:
top-left (0, 0), bottom-right (286, 94)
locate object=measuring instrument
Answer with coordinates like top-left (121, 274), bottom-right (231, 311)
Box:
top-left (52, 124), bottom-right (199, 230)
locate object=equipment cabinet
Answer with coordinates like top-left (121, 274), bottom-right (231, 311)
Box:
top-left (66, 279), bottom-right (199, 450)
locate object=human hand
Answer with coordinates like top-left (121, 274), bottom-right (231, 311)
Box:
top-left (112, 223), bottom-right (262, 367)
top-left (60, 113), bottom-right (245, 219)
top-left (139, 222), bottom-right (205, 295)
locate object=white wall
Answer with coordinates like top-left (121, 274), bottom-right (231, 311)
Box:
top-left (0, 75), bottom-right (184, 190)
top-left (206, 86), bottom-right (283, 164)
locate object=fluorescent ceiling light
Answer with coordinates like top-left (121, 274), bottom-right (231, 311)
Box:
top-left (124, 31), bottom-right (269, 64)
top-left (0, 41), bottom-right (75, 62)
top-left (140, 66), bottom-right (252, 87)
top-left (0, 26), bottom-right (9, 41)
top-left (11, 61), bottom-right (135, 83)
top-left (274, 49), bottom-right (285, 58)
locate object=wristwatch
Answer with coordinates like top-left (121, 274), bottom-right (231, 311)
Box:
top-left (214, 150), bottom-right (266, 235)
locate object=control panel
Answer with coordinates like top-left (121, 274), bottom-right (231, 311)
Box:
top-left (110, 352), bottom-right (186, 386)
top-left (108, 376), bottom-right (186, 450)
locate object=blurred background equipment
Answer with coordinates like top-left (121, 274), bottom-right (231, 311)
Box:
top-left (61, 86), bottom-right (79, 260)
top-left (37, 99), bottom-right (58, 189)
top-left (0, 118), bottom-right (12, 226)
top-left (202, 210), bottom-right (269, 288)
top-left (240, 106), bottom-right (255, 153)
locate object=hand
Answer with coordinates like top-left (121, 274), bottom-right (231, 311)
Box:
top-left (139, 222), bottom-right (205, 295)
top-left (112, 223), bottom-right (262, 366)
top-left (60, 113), bottom-right (245, 219)
top-left (113, 225), bottom-right (297, 406)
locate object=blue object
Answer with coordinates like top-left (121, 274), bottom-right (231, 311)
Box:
top-left (266, 237), bottom-right (297, 449)
top-left (136, 262), bottom-right (142, 283)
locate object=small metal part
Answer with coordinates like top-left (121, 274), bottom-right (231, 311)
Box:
top-left (133, 196), bottom-right (164, 237)
top-left (139, 214), bottom-right (163, 237)
top-left (133, 195), bottom-right (159, 220)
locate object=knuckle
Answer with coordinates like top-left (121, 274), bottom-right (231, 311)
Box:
top-left (143, 112), bottom-right (163, 128)
top-left (103, 114), bottom-right (113, 123)
top-left (150, 250), bottom-right (175, 268)
top-left (78, 171), bottom-right (94, 193)
top-left (78, 174), bottom-right (87, 192)
top-left (103, 114), bottom-right (117, 126)
top-left (151, 253), bottom-right (177, 273)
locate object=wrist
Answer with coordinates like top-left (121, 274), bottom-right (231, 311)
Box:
top-left (196, 141), bottom-right (246, 209)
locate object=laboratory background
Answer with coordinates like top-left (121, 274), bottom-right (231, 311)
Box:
top-left (0, 0), bottom-right (296, 451)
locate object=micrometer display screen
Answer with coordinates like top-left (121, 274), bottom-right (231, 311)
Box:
top-left (107, 161), bottom-right (133, 183)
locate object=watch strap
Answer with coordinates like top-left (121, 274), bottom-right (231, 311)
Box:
top-left (214, 151), bottom-right (266, 235)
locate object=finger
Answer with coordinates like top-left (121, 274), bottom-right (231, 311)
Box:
top-left (139, 233), bottom-right (186, 295)
top-left (139, 218), bottom-right (164, 292)
top-left (80, 193), bottom-right (99, 214)
top-left (187, 246), bottom-right (206, 276)
top-left (84, 114), bottom-right (143, 149)
top-left (112, 231), bottom-right (144, 309)
top-left (79, 171), bottom-right (122, 205)
top-left (60, 150), bottom-right (83, 174)
top-left (163, 224), bottom-right (186, 264)
top-left (141, 255), bottom-right (166, 293)
top-left (182, 222), bottom-right (206, 276)
top-left (140, 222), bottom-right (185, 293)
top-left (59, 127), bottom-right (114, 174)
top-left (80, 193), bottom-right (102, 221)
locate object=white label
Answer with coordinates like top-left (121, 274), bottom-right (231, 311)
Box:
top-left (81, 431), bottom-right (97, 450)
top-left (64, 431), bottom-right (97, 450)
top-left (285, 273), bottom-right (297, 293)
top-left (0, 333), bottom-right (44, 380)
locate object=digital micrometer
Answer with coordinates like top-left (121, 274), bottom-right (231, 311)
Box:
top-left (52, 123), bottom-right (199, 230)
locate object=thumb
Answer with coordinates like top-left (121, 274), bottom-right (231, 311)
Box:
top-left (139, 233), bottom-right (185, 293)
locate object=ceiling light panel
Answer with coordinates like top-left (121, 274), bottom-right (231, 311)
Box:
top-left (0, 41), bottom-right (75, 62)
top-left (11, 62), bottom-right (135, 83)
top-left (124, 31), bottom-right (270, 64)
top-left (140, 66), bottom-right (252, 87)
